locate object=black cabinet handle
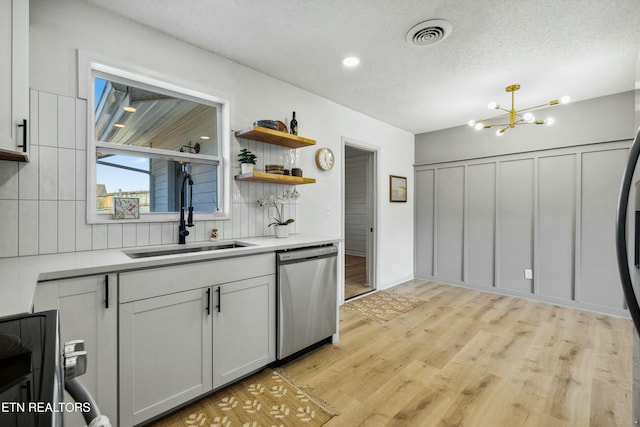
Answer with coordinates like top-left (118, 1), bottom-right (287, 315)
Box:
top-left (17, 119), bottom-right (27, 153)
top-left (104, 275), bottom-right (109, 309)
top-left (216, 287), bottom-right (221, 313)
top-left (205, 288), bottom-right (211, 315)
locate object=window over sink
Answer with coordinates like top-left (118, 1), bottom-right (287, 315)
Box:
top-left (83, 60), bottom-right (231, 223)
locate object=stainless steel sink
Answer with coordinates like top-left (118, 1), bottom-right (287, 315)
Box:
top-left (124, 242), bottom-right (253, 259)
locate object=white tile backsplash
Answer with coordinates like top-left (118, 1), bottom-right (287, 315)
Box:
top-left (39, 92), bottom-right (58, 147)
top-left (161, 223), bottom-right (175, 244)
top-left (30, 90), bottom-right (39, 147)
top-left (92, 224), bottom-right (108, 250)
top-left (57, 200), bottom-right (76, 253)
top-left (38, 200), bottom-right (58, 254)
top-left (0, 200), bottom-right (18, 257)
top-left (0, 161), bottom-right (19, 199)
top-left (0, 89), bottom-right (299, 258)
top-left (57, 96), bottom-right (76, 150)
top-left (18, 200), bottom-right (38, 256)
top-left (135, 223), bottom-right (150, 246)
top-left (39, 146), bottom-right (58, 200)
top-left (58, 148), bottom-right (75, 201)
top-left (122, 223), bottom-right (137, 248)
top-left (75, 99), bottom-right (87, 151)
top-left (149, 223), bottom-right (162, 246)
top-left (75, 149), bottom-right (86, 201)
top-left (107, 223), bottom-right (123, 249)
top-left (18, 146), bottom-right (39, 200)
top-left (75, 201), bottom-right (92, 251)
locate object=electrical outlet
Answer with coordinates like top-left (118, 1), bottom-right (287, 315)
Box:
top-left (524, 269), bottom-right (533, 280)
top-left (324, 207), bottom-right (331, 217)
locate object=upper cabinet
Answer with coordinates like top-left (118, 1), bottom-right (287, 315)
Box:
top-left (235, 125), bottom-right (316, 185)
top-left (0, 0), bottom-right (29, 162)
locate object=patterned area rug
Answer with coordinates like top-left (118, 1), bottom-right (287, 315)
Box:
top-left (152, 369), bottom-right (336, 427)
top-left (341, 290), bottom-right (426, 322)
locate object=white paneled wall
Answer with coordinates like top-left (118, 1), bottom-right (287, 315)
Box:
top-left (0, 90), bottom-right (298, 258)
top-left (415, 140), bottom-right (630, 316)
top-left (344, 149), bottom-right (368, 256)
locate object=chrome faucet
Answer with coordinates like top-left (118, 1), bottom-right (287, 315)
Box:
top-left (179, 173), bottom-right (194, 244)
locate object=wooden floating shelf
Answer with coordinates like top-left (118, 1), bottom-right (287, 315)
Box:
top-left (235, 125), bottom-right (316, 148)
top-left (235, 171), bottom-right (316, 185)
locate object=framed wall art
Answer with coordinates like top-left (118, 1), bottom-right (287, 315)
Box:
top-left (390, 175), bottom-right (407, 202)
top-left (113, 197), bottom-right (140, 219)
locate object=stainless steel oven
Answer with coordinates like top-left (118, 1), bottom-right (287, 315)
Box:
top-left (0, 310), bottom-right (111, 427)
top-left (0, 310), bottom-right (63, 427)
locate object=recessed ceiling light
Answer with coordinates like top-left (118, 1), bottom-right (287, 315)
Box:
top-left (342, 56), bottom-right (360, 67)
top-left (114, 123), bottom-right (125, 128)
top-left (123, 106), bottom-right (137, 113)
top-left (199, 135), bottom-right (210, 140)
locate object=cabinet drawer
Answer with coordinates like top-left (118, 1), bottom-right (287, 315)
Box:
top-left (119, 253), bottom-right (275, 303)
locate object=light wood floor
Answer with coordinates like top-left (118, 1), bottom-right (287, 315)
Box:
top-left (345, 254), bottom-right (373, 300)
top-left (283, 279), bottom-right (633, 426)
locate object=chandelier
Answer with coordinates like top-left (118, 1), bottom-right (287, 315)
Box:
top-left (468, 84), bottom-right (570, 136)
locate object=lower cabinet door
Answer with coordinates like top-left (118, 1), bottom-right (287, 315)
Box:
top-left (33, 274), bottom-right (117, 427)
top-left (119, 288), bottom-right (213, 426)
top-left (213, 274), bottom-right (276, 387)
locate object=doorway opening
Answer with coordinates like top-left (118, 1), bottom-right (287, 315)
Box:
top-left (344, 142), bottom-right (377, 300)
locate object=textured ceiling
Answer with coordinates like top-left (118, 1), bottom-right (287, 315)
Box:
top-left (81, 0), bottom-right (640, 134)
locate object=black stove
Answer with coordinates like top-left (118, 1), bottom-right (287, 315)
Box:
top-left (0, 310), bottom-right (63, 427)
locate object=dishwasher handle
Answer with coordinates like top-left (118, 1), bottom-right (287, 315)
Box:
top-left (277, 245), bottom-right (337, 265)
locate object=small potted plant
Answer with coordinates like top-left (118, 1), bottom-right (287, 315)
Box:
top-left (238, 148), bottom-right (257, 174)
top-left (258, 193), bottom-right (298, 238)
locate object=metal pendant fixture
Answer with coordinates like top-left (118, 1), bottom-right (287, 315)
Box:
top-left (468, 84), bottom-right (570, 136)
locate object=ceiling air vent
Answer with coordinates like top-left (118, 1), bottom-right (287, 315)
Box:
top-left (406, 19), bottom-right (452, 47)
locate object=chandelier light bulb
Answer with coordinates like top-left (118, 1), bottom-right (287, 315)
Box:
top-left (560, 95), bottom-right (571, 104)
top-left (342, 56), bottom-right (360, 67)
top-left (523, 112), bottom-right (535, 123)
top-left (468, 119), bottom-right (476, 127)
top-left (545, 117), bottom-right (555, 126)
top-left (496, 128), bottom-right (505, 136)
top-left (487, 102), bottom-right (498, 110)
top-left (474, 123), bottom-right (484, 130)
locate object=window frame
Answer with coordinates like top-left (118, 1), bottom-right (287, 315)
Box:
top-left (83, 60), bottom-right (231, 224)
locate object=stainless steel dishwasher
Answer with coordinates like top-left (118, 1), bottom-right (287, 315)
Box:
top-left (277, 245), bottom-right (338, 360)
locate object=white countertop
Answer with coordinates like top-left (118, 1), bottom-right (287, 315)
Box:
top-left (0, 234), bottom-right (341, 318)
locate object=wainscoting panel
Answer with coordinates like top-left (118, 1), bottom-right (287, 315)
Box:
top-left (580, 148), bottom-right (628, 309)
top-left (414, 140), bottom-right (631, 316)
top-left (436, 166), bottom-right (464, 281)
top-left (415, 169), bottom-right (434, 278)
top-left (466, 162), bottom-right (496, 287)
top-left (537, 154), bottom-right (576, 300)
top-left (498, 158), bottom-right (534, 294)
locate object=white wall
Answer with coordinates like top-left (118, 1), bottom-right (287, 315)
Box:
top-left (0, 0), bottom-right (414, 290)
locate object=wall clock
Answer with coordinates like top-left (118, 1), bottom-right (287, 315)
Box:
top-left (315, 147), bottom-right (335, 171)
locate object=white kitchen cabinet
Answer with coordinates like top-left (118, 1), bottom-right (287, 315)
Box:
top-left (213, 274), bottom-right (276, 387)
top-left (0, 0), bottom-right (29, 160)
top-left (33, 274), bottom-right (118, 427)
top-left (119, 287), bottom-right (213, 427)
top-left (118, 253), bottom-right (276, 426)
